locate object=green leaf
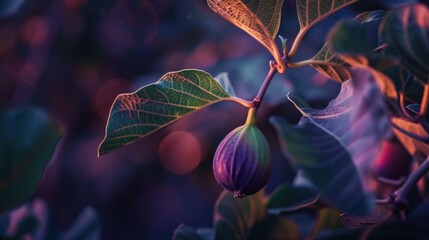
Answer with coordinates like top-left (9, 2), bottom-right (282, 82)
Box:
top-left (213, 191), bottom-right (265, 240)
top-left (207, 0), bottom-right (286, 72)
top-left (267, 184), bottom-right (319, 214)
top-left (99, 69), bottom-right (244, 155)
top-left (382, 3), bottom-right (429, 82)
top-left (296, 0), bottom-right (357, 31)
top-left (270, 116), bottom-right (373, 216)
top-left (0, 108), bottom-right (63, 213)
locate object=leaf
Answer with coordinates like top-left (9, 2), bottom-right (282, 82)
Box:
top-left (0, 108), bottom-right (63, 213)
top-left (340, 205), bottom-right (390, 229)
top-left (207, 0), bottom-right (286, 72)
top-left (382, 3), bottom-right (429, 82)
top-left (309, 10), bottom-right (385, 82)
top-left (265, 215), bottom-right (300, 240)
top-left (62, 207), bottom-right (100, 240)
top-left (391, 117), bottom-right (429, 156)
top-left (291, 67), bottom-right (391, 188)
top-left (0, 0), bottom-right (25, 17)
top-left (308, 208), bottom-right (343, 238)
top-left (172, 224), bottom-right (206, 240)
top-left (214, 72), bottom-right (236, 97)
top-left (310, 43), bottom-right (351, 82)
top-left (213, 191), bottom-right (265, 240)
top-left (0, 199), bottom-right (100, 240)
top-left (296, 0), bottom-right (358, 31)
top-left (270, 116), bottom-right (373, 216)
top-left (318, 221), bottom-right (429, 239)
top-left (330, 10), bottom-right (386, 57)
top-left (99, 69), bottom-right (242, 155)
top-left (267, 184), bottom-right (319, 214)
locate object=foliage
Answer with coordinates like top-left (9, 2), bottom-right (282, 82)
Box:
top-left (0, 108), bottom-right (63, 213)
top-left (94, 0), bottom-right (429, 238)
top-left (0, 199), bottom-right (100, 240)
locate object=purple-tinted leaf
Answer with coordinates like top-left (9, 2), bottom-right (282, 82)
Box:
top-left (289, 67), bottom-right (391, 189)
top-left (270, 116), bottom-right (373, 216)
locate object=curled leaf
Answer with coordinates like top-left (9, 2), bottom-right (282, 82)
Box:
top-left (207, 0), bottom-right (286, 72)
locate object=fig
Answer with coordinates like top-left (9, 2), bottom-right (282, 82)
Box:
top-left (373, 137), bottom-right (413, 182)
top-left (213, 108), bottom-right (271, 198)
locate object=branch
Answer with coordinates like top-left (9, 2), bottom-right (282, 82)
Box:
top-left (252, 60), bottom-right (279, 108)
top-left (393, 156), bottom-right (429, 212)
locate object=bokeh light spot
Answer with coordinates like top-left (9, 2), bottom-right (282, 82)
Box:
top-left (159, 131), bottom-right (201, 175)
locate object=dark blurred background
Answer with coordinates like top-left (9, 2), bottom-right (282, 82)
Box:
top-left (0, 0), bottom-right (419, 239)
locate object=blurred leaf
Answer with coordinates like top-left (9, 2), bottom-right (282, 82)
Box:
top-left (214, 72), bottom-right (236, 97)
top-left (0, 108), bottom-right (63, 213)
top-left (0, 0), bottom-right (25, 17)
top-left (99, 70), bottom-right (242, 155)
top-left (296, 0), bottom-right (357, 31)
top-left (213, 191), bottom-right (265, 240)
top-left (267, 184), bottom-right (319, 214)
top-left (0, 199), bottom-right (100, 240)
top-left (270, 116), bottom-right (373, 216)
top-left (310, 43), bottom-right (351, 82)
top-left (318, 221), bottom-right (429, 239)
top-left (382, 3), bottom-right (429, 82)
top-left (265, 215), bottom-right (300, 240)
top-left (291, 67), bottom-right (391, 187)
top-left (330, 10), bottom-right (385, 57)
top-left (62, 207), bottom-right (100, 240)
top-left (391, 117), bottom-right (429, 156)
top-left (310, 10), bottom-right (385, 82)
top-left (172, 224), bottom-right (207, 240)
top-left (340, 205), bottom-right (390, 229)
top-left (207, 0), bottom-right (285, 72)
top-left (308, 208), bottom-right (343, 238)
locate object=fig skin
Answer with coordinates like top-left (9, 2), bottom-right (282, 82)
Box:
top-left (213, 108), bottom-right (272, 198)
top-left (373, 137), bottom-right (413, 182)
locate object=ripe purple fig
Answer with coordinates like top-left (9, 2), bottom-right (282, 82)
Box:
top-left (213, 108), bottom-right (271, 198)
top-left (373, 137), bottom-right (413, 182)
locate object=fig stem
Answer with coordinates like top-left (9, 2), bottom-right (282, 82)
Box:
top-left (252, 60), bottom-right (279, 109)
top-left (393, 156), bottom-right (429, 212)
top-left (245, 107), bottom-right (256, 125)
